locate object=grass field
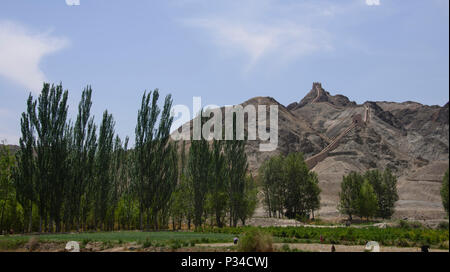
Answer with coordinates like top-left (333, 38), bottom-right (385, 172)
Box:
top-left (0, 225), bottom-right (448, 251)
top-left (201, 226), bottom-right (449, 249)
top-left (0, 231), bottom-right (236, 243)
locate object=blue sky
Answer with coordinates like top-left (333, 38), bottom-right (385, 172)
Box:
top-left (0, 0), bottom-right (448, 145)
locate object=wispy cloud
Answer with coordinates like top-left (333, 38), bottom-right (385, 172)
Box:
top-left (0, 21), bottom-right (69, 93)
top-left (184, 18), bottom-right (332, 70)
top-left (365, 0), bottom-right (381, 6)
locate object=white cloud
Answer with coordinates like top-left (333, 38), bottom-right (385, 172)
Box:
top-left (184, 18), bottom-right (332, 69)
top-left (0, 21), bottom-right (69, 93)
top-left (365, 0), bottom-right (381, 6)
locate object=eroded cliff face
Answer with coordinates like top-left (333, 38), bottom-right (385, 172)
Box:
top-left (173, 82), bottom-right (449, 220)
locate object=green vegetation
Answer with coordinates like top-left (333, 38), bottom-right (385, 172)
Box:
top-left (357, 180), bottom-right (378, 220)
top-left (202, 226), bottom-right (449, 248)
top-left (0, 82), bottom-right (258, 234)
top-left (237, 228), bottom-right (273, 252)
top-left (442, 169), bottom-right (449, 216)
top-left (364, 169), bottom-right (399, 219)
top-left (133, 90), bottom-right (177, 231)
top-left (0, 231), bottom-right (235, 245)
top-left (259, 152), bottom-right (321, 220)
top-left (339, 169), bottom-right (398, 221)
top-left (186, 109), bottom-right (257, 229)
top-left (0, 142), bottom-right (20, 232)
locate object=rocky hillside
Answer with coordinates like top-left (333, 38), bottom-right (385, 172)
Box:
top-left (174, 82), bottom-right (449, 221)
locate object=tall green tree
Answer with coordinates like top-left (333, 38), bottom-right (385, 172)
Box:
top-left (357, 180), bottom-right (378, 220)
top-left (364, 169), bottom-right (398, 219)
top-left (66, 86), bottom-right (97, 231)
top-left (188, 111), bottom-right (212, 229)
top-left (32, 83), bottom-right (69, 232)
top-left (236, 174), bottom-right (258, 225)
top-left (224, 114), bottom-right (248, 227)
top-left (0, 143), bottom-right (17, 232)
top-left (442, 169), bottom-right (449, 216)
top-left (259, 155), bottom-right (285, 218)
top-left (283, 152), bottom-right (320, 220)
top-left (209, 139), bottom-right (228, 227)
top-left (93, 110), bottom-right (115, 230)
top-left (133, 90), bottom-right (177, 230)
top-left (305, 171), bottom-right (321, 220)
top-left (13, 94), bottom-right (36, 232)
top-left (338, 172), bottom-right (364, 221)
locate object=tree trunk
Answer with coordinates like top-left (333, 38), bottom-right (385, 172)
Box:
top-left (28, 205), bottom-right (33, 233)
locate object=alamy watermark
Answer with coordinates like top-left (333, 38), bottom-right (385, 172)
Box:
top-left (171, 97), bottom-right (278, 152)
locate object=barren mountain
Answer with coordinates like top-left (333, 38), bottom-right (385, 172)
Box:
top-left (175, 82), bottom-right (449, 221)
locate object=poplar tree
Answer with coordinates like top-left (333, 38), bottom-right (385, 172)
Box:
top-left (13, 94), bottom-right (36, 232)
top-left (66, 86), bottom-right (97, 230)
top-left (32, 83), bottom-right (69, 232)
top-left (188, 111), bottom-right (211, 229)
top-left (259, 155), bottom-right (285, 218)
top-left (209, 139), bottom-right (227, 227)
top-left (224, 113), bottom-right (248, 227)
top-left (94, 110), bottom-right (115, 230)
top-left (133, 90), bottom-right (176, 230)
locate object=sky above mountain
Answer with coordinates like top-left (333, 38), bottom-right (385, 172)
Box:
top-left (0, 0), bottom-right (448, 145)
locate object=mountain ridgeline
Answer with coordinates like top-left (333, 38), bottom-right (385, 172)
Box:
top-left (177, 82), bottom-right (449, 220)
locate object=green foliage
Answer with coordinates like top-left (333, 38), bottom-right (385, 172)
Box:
top-left (65, 86), bottom-right (97, 231)
top-left (224, 113), bottom-right (249, 227)
top-left (259, 154), bottom-right (285, 218)
top-left (338, 172), bottom-right (363, 220)
top-left (237, 174), bottom-right (258, 226)
top-left (208, 139), bottom-right (228, 228)
top-left (237, 228), bottom-right (273, 252)
top-left (398, 220), bottom-right (423, 230)
top-left (364, 169), bottom-right (398, 219)
top-left (438, 221), bottom-right (448, 230)
top-left (31, 83), bottom-right (70, 232)
top-left (188, 110), bottom-right (212, 228)
top-left (357, 180), bottom-right (378, 220)
top-left (0, 143), bottom-right (19, 232)
top-left (442, 169), bottom-right (449, 216)
top-left (93, 110), bottom-right (115, 229)
top-left (259, 152), bottom-right (321, 220)
top-left (339, 169), bottom-right (398, 221)
top-left (133, 90), bottom-right (177, 230)
top-left (203, 226), bottom-right (449, 248)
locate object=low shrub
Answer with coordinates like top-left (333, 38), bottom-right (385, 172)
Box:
top-left (438, 221), bottom-right (449, 230)
top-left (237, 229), bottom-right (273, 252)
top-left (0, 239), bottom-right (26, 251)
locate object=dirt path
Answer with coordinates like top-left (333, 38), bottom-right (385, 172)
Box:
top-left (196, 243), bottom-right (448, 252)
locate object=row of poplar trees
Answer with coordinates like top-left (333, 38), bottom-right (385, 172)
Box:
top-left (13, 83), bottom-right (131, 233)
top-left (170, 112), bottom-right (257, 230)
top-left (7, 83), bottom-right (256, 233)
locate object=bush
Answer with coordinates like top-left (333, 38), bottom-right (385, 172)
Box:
top-left (142, 238), bottom-right (153, 248)
top-left (169, 239), bottom-right (182, 250)
top-left (81, 238), bottom-right (92, 247)
top-left (237, 229), bottom-right (273, 252)
top-left (0, 239), bottom-right (26, 251)
top-left (438, 221), bottom-right (449, 230)
top-left (399, 220), bottom-right (423, 230)
top-left (280, 244), bottom-right (290, 252)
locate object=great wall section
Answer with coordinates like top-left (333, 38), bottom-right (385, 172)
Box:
top-left (304, 86), bottom-right (371, 169)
